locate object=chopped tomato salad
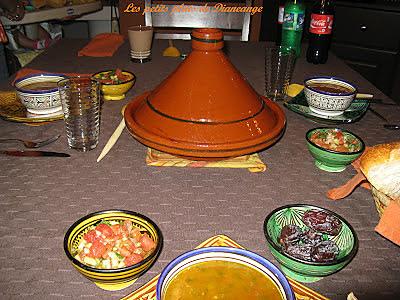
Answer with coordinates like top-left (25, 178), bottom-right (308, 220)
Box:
top-left (74, 220), bottom-right (156, 269)
top-left (94, 69), bottom-right (131, 84)
top-left (310, 129), bottom-right (361, 152)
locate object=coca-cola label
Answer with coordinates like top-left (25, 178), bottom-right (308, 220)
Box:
top-left (309, 14), bottom-right (334, 34)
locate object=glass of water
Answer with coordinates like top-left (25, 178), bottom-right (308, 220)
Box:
top-left (265, 45), bottom-right (296, 102)
top-left (58, 77), bottom-right (101, 152)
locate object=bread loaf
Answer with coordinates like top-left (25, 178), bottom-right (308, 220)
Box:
top-left (360, 142), bottom-right (400, 202)
top-left (46, 0), bottom-right (67, 8)
top-left (31, 0), bottom-right (46, 9)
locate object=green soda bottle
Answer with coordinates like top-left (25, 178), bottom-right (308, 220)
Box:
top-left (281, 0), bottom-right (305, 57)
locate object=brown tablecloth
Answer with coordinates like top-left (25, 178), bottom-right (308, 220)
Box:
top-left (0, 39), bottom-right (399, 300)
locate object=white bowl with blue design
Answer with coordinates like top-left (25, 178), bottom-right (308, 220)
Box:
top-left (156, 246), bottom-right (295, 300)
top-left (14, 74), bottom-right (67, 115)
top-left (304, 77), bottom-right (357, 117)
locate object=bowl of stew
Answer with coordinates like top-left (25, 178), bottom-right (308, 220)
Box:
top-left (156, 247), bottom-right (295, 300)
top-left (306, 127), bottom-right (365, 172)
top-left (92, 69), bottom-right (135, 101)
top-left (14, 73), bottom-right (67, 115)
top-left (304, 76), bottom-right (357, 116)
top-left (64, 209), bottom-right (163, 291)
top-left (264, 204), bottom-right (358, 283)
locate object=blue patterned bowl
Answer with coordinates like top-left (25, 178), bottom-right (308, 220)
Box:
top-left (156, 247), bottom-right (295, 300)
top-left (14, 73), bottom-right (67, 115)
top-left (264, 204), bottom-right (358, 283)
top-left (304, 77), bottom-right (357, 116)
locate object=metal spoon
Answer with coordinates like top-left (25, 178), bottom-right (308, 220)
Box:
top-left (368, 107), bottom-right (400, 130)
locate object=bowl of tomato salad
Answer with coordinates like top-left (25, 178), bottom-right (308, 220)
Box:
top-left (92, 69), bottom-right (135, 101)
top-left (306, 127), bottom-right (365, 172)
top-left (64, 210), bottom-right (162, 291)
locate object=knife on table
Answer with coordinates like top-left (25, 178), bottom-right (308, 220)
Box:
top-left (0, 150), bottom-right (70, 157)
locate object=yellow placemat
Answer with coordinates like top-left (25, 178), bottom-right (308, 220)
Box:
top-left (146, 148), bottom-right (267, 173)
top-left (121, 234), bottom-right (329, 300)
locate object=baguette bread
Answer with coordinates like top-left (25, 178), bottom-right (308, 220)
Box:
top-left (360, 142), bottom-right (400, 202)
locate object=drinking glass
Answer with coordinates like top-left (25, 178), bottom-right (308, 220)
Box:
top-left (58, 77), bottom-right (101, 152)
top-left (265, 45), bottom-right (296, 102)
top-left (128, 25), bottom-right (153, 63)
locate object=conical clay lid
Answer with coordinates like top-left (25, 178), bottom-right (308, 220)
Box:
top-left (125, 28), bottom-right (286, 159)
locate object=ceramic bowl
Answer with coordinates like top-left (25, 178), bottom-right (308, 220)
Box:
top-left (14, 73), bottom-right (67, 115)
top-left (264, 204), bottom-right (358, 283)
top-left (64, 209), bottom-right (163, 291)
top-left (92, 70), bottom-right (135, 101)
top-left (306, 127), bottom-right (365, 172)
top-left (304, 77), bottom-right (357, 116)
top-left (156, 247), bottom-right (295, 300)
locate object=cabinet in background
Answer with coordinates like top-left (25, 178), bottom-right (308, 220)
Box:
top-left (331, 2), bottom-right (400, 103)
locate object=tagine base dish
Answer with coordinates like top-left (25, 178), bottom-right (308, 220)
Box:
top-left (124, 92), bottom-right (286, 161)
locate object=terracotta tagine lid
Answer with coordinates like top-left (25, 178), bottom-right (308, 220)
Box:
top-left (124, 28), bottom-right (286, 160)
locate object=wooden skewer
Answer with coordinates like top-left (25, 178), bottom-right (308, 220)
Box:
top-left (97, 106), bottom-right (126, 162)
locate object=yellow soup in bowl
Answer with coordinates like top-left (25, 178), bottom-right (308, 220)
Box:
top-left (164, 260), bottom-right (283, 300)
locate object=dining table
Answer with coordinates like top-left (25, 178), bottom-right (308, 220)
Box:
top-left (0, 37), bottom-right (399, 300)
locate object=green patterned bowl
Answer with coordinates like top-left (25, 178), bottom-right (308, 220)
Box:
top-left (306, 127), bottom-right (365, 172)
top-left (64, 210), bottom-right (163, 291)
top-left (263, 204), bottom-right (358, 283)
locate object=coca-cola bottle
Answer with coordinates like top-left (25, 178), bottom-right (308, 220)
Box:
top-left (306, 0), bottom-right (334, 64)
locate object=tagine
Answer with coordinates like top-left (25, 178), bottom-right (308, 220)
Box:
top-left (124, 28), bottom-right (286, 160)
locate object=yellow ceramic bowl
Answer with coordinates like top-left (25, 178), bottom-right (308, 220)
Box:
top-left (63, 210), bottom-right (163, 291)
top-left (92, 70), bottom-right (135, 101)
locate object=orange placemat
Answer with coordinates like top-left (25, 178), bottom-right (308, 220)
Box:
top-left (146, 148), bottom-right (267, 173)
top-left (78, 33), bottom-right (124, 57)
top-left (12, 68), bottom-right (92, 85)
top-left (121, 235), bottom-right (329, 300)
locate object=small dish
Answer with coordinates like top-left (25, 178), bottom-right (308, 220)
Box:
top-left (14, 73), bottom-right (66, 115)
top-left (304, 77), bottom-right (357, 117)
top-left (0, 91), bottom-right (63, 123)
top-left (306, 127), bottom-right (365, 172)
top-left (156, 247), bottom-right (295, 300)
top-left (64, 209), bottom-right (163, 291)
top-left (92, 70), bottom-right (135, 101)
top-left (264, 204), bottom-right (358, 283)
top-left (284, 92), bottom-right (369, 124)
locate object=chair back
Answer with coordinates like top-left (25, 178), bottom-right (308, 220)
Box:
top-left (144, 0), bottom-right (251, 41)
